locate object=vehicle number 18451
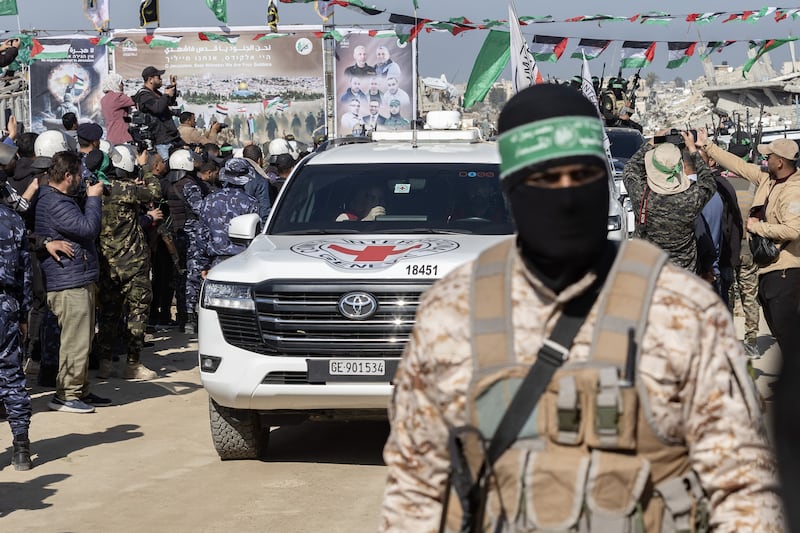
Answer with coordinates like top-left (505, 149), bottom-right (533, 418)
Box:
top-left (405, 264), bottom-right (438, 276)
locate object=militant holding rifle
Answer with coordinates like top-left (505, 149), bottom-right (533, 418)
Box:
top-left (158, 215), bottom-right (185, 275)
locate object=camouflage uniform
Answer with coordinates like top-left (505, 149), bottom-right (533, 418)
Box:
top-left (198, 187), bottom-right (259, 270)
top-left (380, 246), bottom-right (783, 532)
top-left (0, 203), bottom-right (32, 438)
top-left (182, 177), bottom-right (209, 315)
top-left (623, 143), bottom-right (717, 272)
top-left (95, 166), bottom-right (161, 366)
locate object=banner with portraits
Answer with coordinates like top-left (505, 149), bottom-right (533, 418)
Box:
top-left (334, 30), bottom-right (416, 137)
top-left (111, 26), bottom-right (325, 146)
top-left (29, 36), bottom-right (109, 134)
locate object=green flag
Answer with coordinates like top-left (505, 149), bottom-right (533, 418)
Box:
top-left (0, 0), bottom-right (17, 16)
top-left (205, 0), bottom-right (227, 24)
top-left (463, 30), bottom-right (510, 110)
top-left (743, 38), bottom-right (798, 77)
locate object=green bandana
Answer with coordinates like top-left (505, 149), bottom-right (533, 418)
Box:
top-left (497, 116), bottom-right (606, 180)
top-left (650, 153), bottom-right (682, 183)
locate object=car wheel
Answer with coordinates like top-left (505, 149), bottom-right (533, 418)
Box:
top-left (208, 397), bottom-right (268, 460)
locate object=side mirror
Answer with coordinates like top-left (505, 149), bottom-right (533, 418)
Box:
top-left (228, 213), bottom-right (262, 246)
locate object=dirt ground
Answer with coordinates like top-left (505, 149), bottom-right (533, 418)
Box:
top-left (0, 330), bottom-right (388, 533)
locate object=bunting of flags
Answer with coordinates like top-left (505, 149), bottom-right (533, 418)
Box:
top-left (530, 35), bottom-right (568, 63)
top-left (666, 42), bottom-right (697, 69)
top-left (198, 32), bottom-right (239, 45)
top-left (143, 34), bottom-right (181, 48)
top-left (388, 13), bottom-right (430, 44)
top-left (743, 37), bottom-right (799, 76)
top-left (280, 0), bottom-right (383, 16)
top-left (620, 41), bottom-right (656, 69)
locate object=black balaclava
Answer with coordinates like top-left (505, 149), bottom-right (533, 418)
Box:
top-left (497, 84), bottom-right (612, 292)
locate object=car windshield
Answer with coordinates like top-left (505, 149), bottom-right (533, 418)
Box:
top-left (269, 163), bottom-right (515, 235)
top-left (607, 130), bottom-right (644, 160)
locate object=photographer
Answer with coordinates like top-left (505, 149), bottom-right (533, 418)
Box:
top-left (623, 129), bottom-right (717, 272)
top-left (134, 66), bottom-right (181, 161)
top-left (178, 111), bottom-right (221, 147)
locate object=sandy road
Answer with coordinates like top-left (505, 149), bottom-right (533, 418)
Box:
top-left (0, 330), bottom-right (389, 533)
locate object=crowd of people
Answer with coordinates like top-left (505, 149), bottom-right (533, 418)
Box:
top-left (0, 65), bottom-right (301, 470)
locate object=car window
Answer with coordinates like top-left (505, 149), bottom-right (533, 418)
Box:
top-left (607, 130), bottom-right (645, 160)
top-left (269, 163), bottom-right (515, 235)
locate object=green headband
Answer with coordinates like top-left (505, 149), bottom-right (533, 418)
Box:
top-left (498, 115), bottom-right (606, 180)
top-left (650, 153), bottom-right (682, 183)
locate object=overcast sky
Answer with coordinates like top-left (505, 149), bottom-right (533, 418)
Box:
top-left (1, 0), bottom-right (797, 83)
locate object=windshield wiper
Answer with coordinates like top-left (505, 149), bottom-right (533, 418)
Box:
top-left (273, 229), bottom-right (360, 235)
top-left (373, 228), bottom-right (474, 235)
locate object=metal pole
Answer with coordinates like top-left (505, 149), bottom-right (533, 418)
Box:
top-left (323, 10), bottom-right (335, 139)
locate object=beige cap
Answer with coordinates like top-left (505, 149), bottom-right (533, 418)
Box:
top-left (645, 143), bottom-right (690, 195)
top-left (757, 138), bottom-right (799, 161)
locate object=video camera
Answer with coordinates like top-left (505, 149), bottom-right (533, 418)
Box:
top-left (127, 110), bottom-right (155, 152)
top-left (653, 128), bottom-right (697, 148)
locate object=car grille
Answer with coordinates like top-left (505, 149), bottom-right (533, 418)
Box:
top-left (216, 280), bottom-right (432, 357)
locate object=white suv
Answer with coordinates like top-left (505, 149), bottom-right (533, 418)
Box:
top-left (198, 123), bottom-right (625, 459)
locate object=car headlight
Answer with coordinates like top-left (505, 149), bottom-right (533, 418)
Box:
top-left (202, 282), bottom-right (255, 311)
top-left (607, 215), bottom-right (622, 231)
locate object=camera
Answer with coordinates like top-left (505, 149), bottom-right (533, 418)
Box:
top-left (128, 110), bottom-right (155, 152)
top-left (217, 123), bottom-right (228, 130)
top-left (653, 128), bottom-right (697, 147)
top-left (85, 173), bottom-right (111, 196)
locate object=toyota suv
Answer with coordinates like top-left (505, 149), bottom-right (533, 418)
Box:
top-left (198, 119), bottom-right (626, 459)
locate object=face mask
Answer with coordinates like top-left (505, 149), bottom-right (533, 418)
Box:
top-left (508, 176), bottom-right (609, 266)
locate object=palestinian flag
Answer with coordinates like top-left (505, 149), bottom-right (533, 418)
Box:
top-left (89, 35), bottom-right (126, 48)
top-left (742, 7), bottom-right (776, 23)
top-left (312, 29), bottom-right (344, 41)
top-left (620, 41), bottom-right (655, 69)
top-left (519, 15), bottom-right (553, 24)
top-left (666, 42), bottom-right (697, 69)
top-left (564, 14), bottom-right (628, 23)
top-left (743, 38), bottom-right (798, 76)
top-left (71, 74), bottom-right (86, 92)
top-left (700, 40), bottom-right (735, 59)
top-left (530, 35), bottom-right (568, 63)
top-left (367, 30), bottom-right (397, 38)
top-left (253, 33), bottom-right (289, 41)
top-left (569, 38), bottom-right (610, 60)
top-left (264, 96), bottom-right (282, 109)
top-left (389, 13), bottom-right (430, 44)
top-left (143, 34), bottom-right (181, 48)
top-left (237, 106), bottom-right (247, 113)
top-left (215, 104), bottom-right (228, 116)
top-left (425, 18), bottom-right (475, 36)
top-left (30, 40), bottom-right (71, 60)
top-left (775, 8), bottom-right (800, 22)
top-left (638, 12), bottom-right (673, 25)
top-left (281, 0), bottom-right (382, 15)
top-left (686, 12), bottom-right (724, 25)
top-left (198, 32), bottom-right (239, 45)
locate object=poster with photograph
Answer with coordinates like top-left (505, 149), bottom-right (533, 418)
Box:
top-left (112, 26), bottom-right (325, 147)
top-left (334, 30), bottom-right (415, 137)
top-left (29, 36), bottom-right (108, 134)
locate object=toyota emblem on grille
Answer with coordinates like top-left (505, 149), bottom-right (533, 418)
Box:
top-left (338, 292), bottom-right (378, 320)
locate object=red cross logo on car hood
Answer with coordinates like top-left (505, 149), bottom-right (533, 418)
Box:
top-left (291, 238), bottom-right (460, 271)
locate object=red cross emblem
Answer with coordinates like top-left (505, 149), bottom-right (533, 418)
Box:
top-left (326, 243), bottom-right (423, 262)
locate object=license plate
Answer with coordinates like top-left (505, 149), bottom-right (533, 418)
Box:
top-left (329, 359), bottom-right (385, 376)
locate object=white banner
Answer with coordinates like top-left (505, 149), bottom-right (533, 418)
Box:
top-left (508, 3), bottom-right (537, 94)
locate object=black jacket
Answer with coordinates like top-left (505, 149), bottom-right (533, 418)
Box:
top-left (134, 87), bottom-right (180, 146)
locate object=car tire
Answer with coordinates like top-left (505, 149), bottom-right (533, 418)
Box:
top-left (208, 397), bottom-right (267, 460)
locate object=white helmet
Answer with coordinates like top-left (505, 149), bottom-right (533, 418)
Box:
top-left (268, 138), bottom-right (298, 164)
top-left (34, 130), bottom-right (70, 158)
top-left (169, 149), bottom-right (194, 172)
top-left (99, 139), bottom-right (112, 154)
top-left (110, 144), bottom-right (136, 173)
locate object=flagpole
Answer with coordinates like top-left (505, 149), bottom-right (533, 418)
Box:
top-left (412, 5), bottom-right (419, 145)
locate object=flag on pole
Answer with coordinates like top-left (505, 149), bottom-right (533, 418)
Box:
top-left (83, 0), bottom-right (109, 32)
top-left (700, 40), bottom-right (735, 59)
top-left (530, 35), bottom-right (568, 63)
top-left (743, 38), bottom-right (798, 76)
top-left (620, 41), bottom-right (656, 69)
top-left (569, 38), bottom-right (610, 60)
top-left (509, 4), bottom-right (540, 93)
top-left (0, 0), bottom-right (17, 16)
top-left (579, 52), bottom-right (614, 172)
top-left (216, 104), bottom-right (228, 116)
top-left (30, 41), bottom-right (71, 61)
top-left (666, 42), bottom-right (697, 69)
top-left (268, 0), bottom-right (279, 31)
top-left (205, 0), bottom-right (227, 24)
top-left (198, 32), bottom-right (239, 45)
top-left (143, 34), bottom-right (182, 48)
top-left (463, 30), bottom-right (510, 109)
top-left (315, 1), bottom-right (334, 22)
top-left (139, 0), bottom-right (158, 26)
top-left (388, 13), bottom-right (430, 44)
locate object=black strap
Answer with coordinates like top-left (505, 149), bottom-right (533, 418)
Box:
top-left (485, 284), bottom-right (599, 466)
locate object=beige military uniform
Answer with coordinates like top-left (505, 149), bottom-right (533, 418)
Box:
top-left (380, 242), bottom-right (783, 532)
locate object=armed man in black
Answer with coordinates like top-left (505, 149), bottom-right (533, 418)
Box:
top-left (134, 66), bottom-right (181, 161)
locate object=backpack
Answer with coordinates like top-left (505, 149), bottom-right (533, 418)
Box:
top-left (442, 238), bottom-right (710, 533)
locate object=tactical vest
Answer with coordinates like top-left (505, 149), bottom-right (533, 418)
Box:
top-left (163, 173), bottom-right (207, 231)
top-left (444, 239), bottom-right (709, 533)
